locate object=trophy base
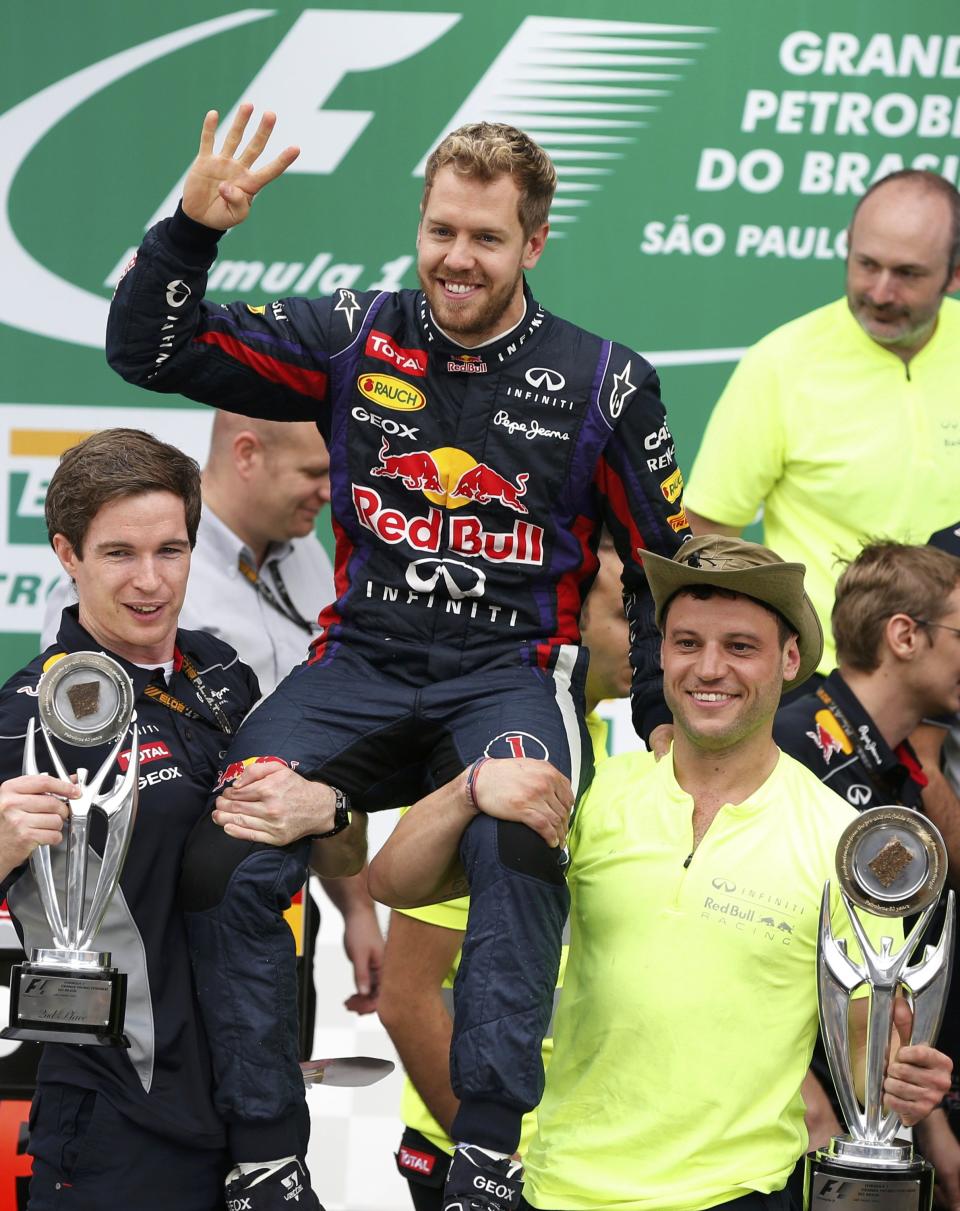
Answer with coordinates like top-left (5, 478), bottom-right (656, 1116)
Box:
top-left (2, 961), bottom-right (129, 1048)
top-left (804, 1148), bottom-right (934, 1210)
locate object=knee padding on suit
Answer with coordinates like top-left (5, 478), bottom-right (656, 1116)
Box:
top-left (178, 813), bottom-right (256, 912)
top-left (495, 819), bottom-right (567, 886)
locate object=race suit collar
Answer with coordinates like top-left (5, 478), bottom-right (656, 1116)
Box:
top-left (417, 279), bottom-right (547, 373)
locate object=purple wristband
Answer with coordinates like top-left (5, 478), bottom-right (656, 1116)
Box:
top-left (465, 756), bottom-right (489, 811)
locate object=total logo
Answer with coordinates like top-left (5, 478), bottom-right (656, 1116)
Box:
top-left (366, 330), bottom-right (427, 377)
top-left (357, 373), bottom-right (426, 412)
top-left (117, 740), bottom-right (172, 772)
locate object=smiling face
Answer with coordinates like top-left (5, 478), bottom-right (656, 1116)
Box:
top-left (52, 491), bottom-right (191, 666)
top-left (662, 589), bottom-right (800, 752)
top-left (846, 180), bottom-right (960, 359)
top-left (417, 165), bottom-right (548, 346)
top-left (257, 425), bottom-right (331, 542)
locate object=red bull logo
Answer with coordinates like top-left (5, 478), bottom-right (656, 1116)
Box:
top-left (367, 444), bottom-right (532, 516)
top-left (213, 754), bottom-right (290, 793)
top-left (353, 485), bottom-right (543, 565)
top-left (357, 372), bottom-right (425, 411)
top-left (805, 711), bottom-right (851, 765)
top-left (450, 464), bottom-right (529, 514)
top-left (806, 710), bottom-right (852, 765)
top-left (370, 438), bottom-right (442, 491)
top-left (447, 353), bottom-right (488, 374)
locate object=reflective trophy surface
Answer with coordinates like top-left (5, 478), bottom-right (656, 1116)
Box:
top-left (804, 807), bottom-right (955, 1210)
top-left (3, 653), bottom-right (140, 1046)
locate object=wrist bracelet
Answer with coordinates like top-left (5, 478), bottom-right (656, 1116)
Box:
top-left (465, 757), bottom-right (489, 812)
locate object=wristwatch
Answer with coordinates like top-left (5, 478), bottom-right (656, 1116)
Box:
top-left (312, 785), bottom-right (351, 839)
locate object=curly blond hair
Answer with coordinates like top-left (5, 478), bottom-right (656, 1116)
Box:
top-left (423, 123), bottom-right (557, 236)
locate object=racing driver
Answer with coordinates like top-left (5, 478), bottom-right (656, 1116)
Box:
top-left (106, 106), bottom-right (689, 1211)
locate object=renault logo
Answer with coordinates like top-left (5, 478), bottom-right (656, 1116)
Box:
top-left (525, 367), bottom-right (566, 391)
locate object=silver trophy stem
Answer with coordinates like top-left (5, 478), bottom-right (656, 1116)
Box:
top-left (64, 787), bottom-right (91, 953)
top-left (78, 719), bottom-right (140, 951)
top-left (24, 720), bottom-right (69, 948)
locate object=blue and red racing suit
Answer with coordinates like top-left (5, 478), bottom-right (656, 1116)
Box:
top-left (107, 205), bottom-right (689, 1158)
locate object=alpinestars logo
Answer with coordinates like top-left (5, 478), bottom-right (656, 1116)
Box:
top-left (609, 361), bottom-right (637, 418)
top-left (334, 288), bottom-right (362, 333)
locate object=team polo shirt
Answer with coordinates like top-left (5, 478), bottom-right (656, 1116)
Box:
top-left (522, 747), bottom-right (898, 1211)
top-left (685, 297), bottom-right (960, 674)
top-left (397, 714), bottom-right (608, 1158)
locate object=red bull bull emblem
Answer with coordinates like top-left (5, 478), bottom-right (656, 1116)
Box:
top-left (213, 754), bottom-right (291, 793)
top-left (447, 353), bottom-right (488, 374)
top-left (806, 721), bottom-right (844, 765)
top-left (370, 438), bottom-right (443, 492)
top-left (449, 464), bottom-right (529, 514)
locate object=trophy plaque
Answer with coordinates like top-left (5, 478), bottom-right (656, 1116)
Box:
top-left (804, 806), bottom-right (955, 1210)
top-left (3, 653), bottom-right (140, 1047)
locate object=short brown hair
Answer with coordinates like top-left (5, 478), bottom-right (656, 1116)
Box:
top-left (46, 428), bottom-right (201, 557)
top-left (422, 123), bottom-right (557, 237)
top-left (833, 541), bottom-right (960, 671)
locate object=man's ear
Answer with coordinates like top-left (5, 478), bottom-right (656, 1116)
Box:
top-left (781, 635), bottom-right (801, 683)
top-left (52, 533), bottom-right (80, 578)
top-left (233, 432), bottom-right (263, 479)
top-left (885, 613), bottom-right (922, 660)
top-left (522, 223), bottom-right (549, 271)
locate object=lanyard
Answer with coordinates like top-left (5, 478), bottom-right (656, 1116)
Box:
top-left (143, 650), bottom-right (233, 735)
top-left (814, 686), bottom-right (907, 806)
top-left (237, 555), bottom-right (315, 635)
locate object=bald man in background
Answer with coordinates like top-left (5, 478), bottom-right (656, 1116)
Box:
top-left (42, 417), bottom-right (384, 1019)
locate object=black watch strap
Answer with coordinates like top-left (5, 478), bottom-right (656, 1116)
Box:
top-left (311, 786), bottom-right (351, 840)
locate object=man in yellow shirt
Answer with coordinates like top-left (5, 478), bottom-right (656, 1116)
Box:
top-left (378, 538), bottom-right (632, 1208)
top-left (685, 171), bottom-right (960, 678)
top-left (369, 537), bottom-right (952, 1211)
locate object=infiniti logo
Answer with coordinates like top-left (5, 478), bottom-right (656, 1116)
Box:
top-left (165, 279), bottom-right (191, 308)
top-left (525, 366), bottom-right (566, 391)
top-left (711, 877), bottom-right (736, 893)
top-left (406, 558), bottom-right (486, 599)
top-left (846, 785), bottom-right (872, 806)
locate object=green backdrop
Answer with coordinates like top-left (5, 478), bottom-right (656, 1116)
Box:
top-left (3, 1), bottom-right (956, 678)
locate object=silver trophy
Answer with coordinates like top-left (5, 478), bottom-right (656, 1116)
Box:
top-left (804, 806), bottom-right (955, 1210)
top-left (3, 652), bottom-right (140, 1047)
